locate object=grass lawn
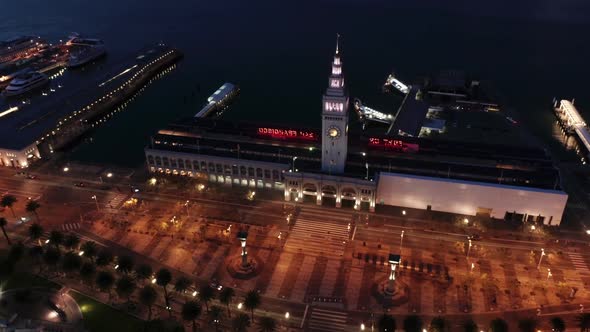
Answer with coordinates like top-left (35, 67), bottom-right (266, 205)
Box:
top-left (71, 292), bottom-right (144, 332)
top-left (1, 270), bottom-right (60, 291)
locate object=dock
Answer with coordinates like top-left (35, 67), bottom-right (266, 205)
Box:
top-left (0, 43), bottom-right (182, 168)
top-left (553, 99), bottom-right (590, 160)
top-left (195, 82), bottom-right (239, 118)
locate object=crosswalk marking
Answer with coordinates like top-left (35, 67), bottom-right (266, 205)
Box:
top-left (285, 218), bottom-right (349, 257)
top-left (569, 252), bottom-right (590, 274)
top-left (107, 194), bottom-right (128, 209)
top-left (61, 223), bottom-right (81, 231)
top-left (308, 308), bottom-right (348, 331)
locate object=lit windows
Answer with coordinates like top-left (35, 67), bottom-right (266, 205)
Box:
top-left (325, 102), bottom-right (344, 112)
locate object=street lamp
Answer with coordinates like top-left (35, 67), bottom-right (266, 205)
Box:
top-left (184, 200), bottom-right (190, 218)
top-left (463, 218), bottom-right (469, 225)
top-left (292, 156), bottom-right (298, 172)
top-left (400, 230), bottom-right (405, 256)
top-left (91, 195), bottom-right (99, 211)
top-left (470, 262), bottom-right (475, 273)
top-left (106, 172), bottom-right (113, 178)
top-left (547, 268), bottom-right (552, 280)
top-left (466, 238), bottom-right (472, 259)
top-left (537, 248), bottom-right (545, 270)
top-left (586, 230), bottom-right (590, 235)
top-left (360, 323), bottom-right (366, 331)
top-left (63, 167), bottom-right (69, 172)
top-left (237, 302), bottom-right (243, 310)
top-left (402, 210), bottom-right (406, 216)
top-left (237, 231), bottom-right (249, 268)
top-left (285, 312), bottom-right (290, 319)
top-left (149, 177), bottom-right (157, 186)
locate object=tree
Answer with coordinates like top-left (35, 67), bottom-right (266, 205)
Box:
top-left (378, 314), bottom-right (396, 332)
top-left (430, 316), bottom-right (447, 332)
top-left (490, 318), bottom-right (508, 332)
top-left (62, 252), bottom-right (82, 276)
top-left (63, 233), bottom-right (80, 251)
top-left (135, 263), bottom-right (152, 284)
top-left (258, 316), bottom-right (277, 332)
top-left (28, 245), bottom-right (44, 273)
top-left (463, 318), bottom-right (478, 332)
top-left (232, 313), bottom-right (251, 332)
top-left (517, 318), bottom-right (537, 332)
top-left (80, 262), bottom-right (96, 286)
top-left (96, 249), bottom-right (114, 267)
top-left (28, 223), bottom-right (43, 245)
top-left (0, 217), bottom-right (10, 245)
top-left (550, 317), bottom-right (565, 332)
top-left (116, 275), bottom-right (137, 303)
top-left (181, 300), bottom-right (202, 332)
top-left (210, 305), bottom-right (223, 332)
top-left (96, 270), bottom-right (115, 300)
top-left (42, 246), bottom-right (61, 272)
top-left (155, 268), bottom-right (172, 316)
top-left (578, 313), bottom-right (590, 332)
top-left (1, 194), bottom-right (17, 218)
top-left (139, 285), bottom-right (158, 321)
top-left (174, 276), bottom-right (192, 299)
top-left (49, 230), bottom-right (64, 249)
top-left (244, 290), bottom-right (261, 322)
top-left (220, 287), bottom-right (236, 317)
top-left (403, 315), bottom-right (423, 332)
top-left (199, 284), bottom-right (215, 312)
top-left (81, 241), bottom-right (97, 262)
top-left (25, 200), bottom-right (41, 222)
top-left (117, 255), bottom-right (134, 274)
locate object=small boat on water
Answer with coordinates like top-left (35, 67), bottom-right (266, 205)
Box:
top-left (2, 71), bottom-right (49, 97)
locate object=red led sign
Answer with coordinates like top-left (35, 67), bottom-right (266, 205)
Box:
top-left (368, 137), bottom-right (419, 152)
top-left (257, 127), bottom-right (317, 141)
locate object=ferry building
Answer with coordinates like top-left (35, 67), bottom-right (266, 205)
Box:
top-left (145, 38), bottom-right (568, 225)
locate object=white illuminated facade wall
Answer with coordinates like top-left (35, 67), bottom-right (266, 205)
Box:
top-left (321, 38), bottom-right (349, 174)
top-left (376, 172), bottom-right (568, 226)
top-left (0, 143), bottom-right (40, 168)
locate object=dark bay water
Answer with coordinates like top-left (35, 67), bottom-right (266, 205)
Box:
top-left (2, 0), bottom-right (590, 166)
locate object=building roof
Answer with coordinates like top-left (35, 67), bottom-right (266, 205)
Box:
top-left (389, 86), bottom-right (429, 136)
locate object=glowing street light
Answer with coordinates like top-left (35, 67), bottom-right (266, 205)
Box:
top-left (237, 302), bottom-right (243, 310)
top-left (106, 172), bottom-right (113, 178)
top-left (400, 230), bottom-right (405, 256)
top-left (78, 251), bottom-right (84, 256)
top-left (537, 248), bottom-right (545, 270)
top-left (463, 218), bottom-right (469, 225)
top-left (151, 278), bottom-right (157, 284)
top-left (586, 230), bottom-right (590, 235)
top-left (285, 312), bottom-right (290, 319)
top-left (149, 177), bottom-right (157, 185)
top-left (360, 323), bottom-right (366, 331)
top-left (466, 238), bottom-right (473, 259)
top-left (63, 167), bottom-right (69, 172)
top-left (91, 195), bottom-right (99, 211)
top-left (547, 268), bottom-right (552, 280)
top-left (402, 210), bottom-right (406, 216)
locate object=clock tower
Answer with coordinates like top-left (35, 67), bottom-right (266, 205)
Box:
top-left (321, 35), bottom-right (349, 174)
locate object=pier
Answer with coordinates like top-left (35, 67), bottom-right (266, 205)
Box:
top-left (554, 99), bottom-right (590, 159)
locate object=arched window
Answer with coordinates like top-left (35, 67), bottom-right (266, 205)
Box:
top-left (256, 168), bottom-right (263, 178)
top-left (193, 160), bottom-right (200, 171)
top-left (147, 155), bottom-right (155, 165)
top-left (163, 157), bottom-right (170, 167)
top-left (155, 156), bottom-right (162, 166)
top-left (178, 159), bottom-right (185, 169)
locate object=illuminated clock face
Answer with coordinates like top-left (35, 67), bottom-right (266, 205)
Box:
top-left (327, 126), bottom-right (341, 139)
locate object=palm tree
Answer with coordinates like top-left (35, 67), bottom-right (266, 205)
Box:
top-left (80, 241), bottom-right (97, 262)
top-left (28, 223), bottom-right (43, 245)
top-left (430, 316), bottom-right (447, 332)
top-left (258, 316), bottom-right (277, 332)
top-left (181, 300), bottom-right (202, 332)
top-left (117, 255), bottom-right (134, 274)
top-left (96, 270), bottom-right (115, 300)
top-left (1, 194), bottom-right (17, 218)
top-left (116, 275), bottom-right (137, 303)
top-left (135, 263), bottom-right (152, 285)
top-left (550, 317), bottom-right (565, 332)
top-left (199, 284), bottom-right (215, 312)
top-left (490, 318), bottom-right (508, 332)
top-left (48, 230), bottom-right (64, 249)
top-left (63, 233), bottom-right (80, 251)
top-left (244, 290), bottom-right (261, 322)
top-left (28, 245), bottom-right (44, 273)
top-left (155, 268), bottom-right (172, 316)
top-left (0, 217), bottom-right (11, 245)
top-left (378, 314), bottom-right (396, 332)
top-left (210, 305), bottom-right (223, 332)
top-left (403, 315), bottom-right (423, 332)
top-left (220, 287), bottom-right (236, 317)
top-left (80, 262), bottom-right (96, 286)
top-left (174, 276), bottom-right (192, 299)
top-left (517, 318), bottom-right (537, 332)
top-left (62, 252), bottom-right (82, 276)
top-left (463, 318), bottom-right (478, 332)
top-left (42, 246), bottom-right (61, 272)
top-left (232, 313), bottom-right (251, 332)
top-left (139, 285), bottom-right (158, 321)
top-left (96, 249), bottom-right (114, 267)
top-left (25, 200), bottom-right (41, 222)
top-left (578, 313), bottom-right (590, 332)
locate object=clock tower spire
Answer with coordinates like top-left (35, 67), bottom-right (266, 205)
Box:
top-left (321, 34), bottom-right (349, 174)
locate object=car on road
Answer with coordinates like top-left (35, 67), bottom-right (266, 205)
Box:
top-left (468, 234), bottom-right (481, 241)
top-left (209, 280), bottom-right (223, 291)
top-left (74, 182), bottom-right (85, 187)
top-left (26, 174), bottom-right (38, 180)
